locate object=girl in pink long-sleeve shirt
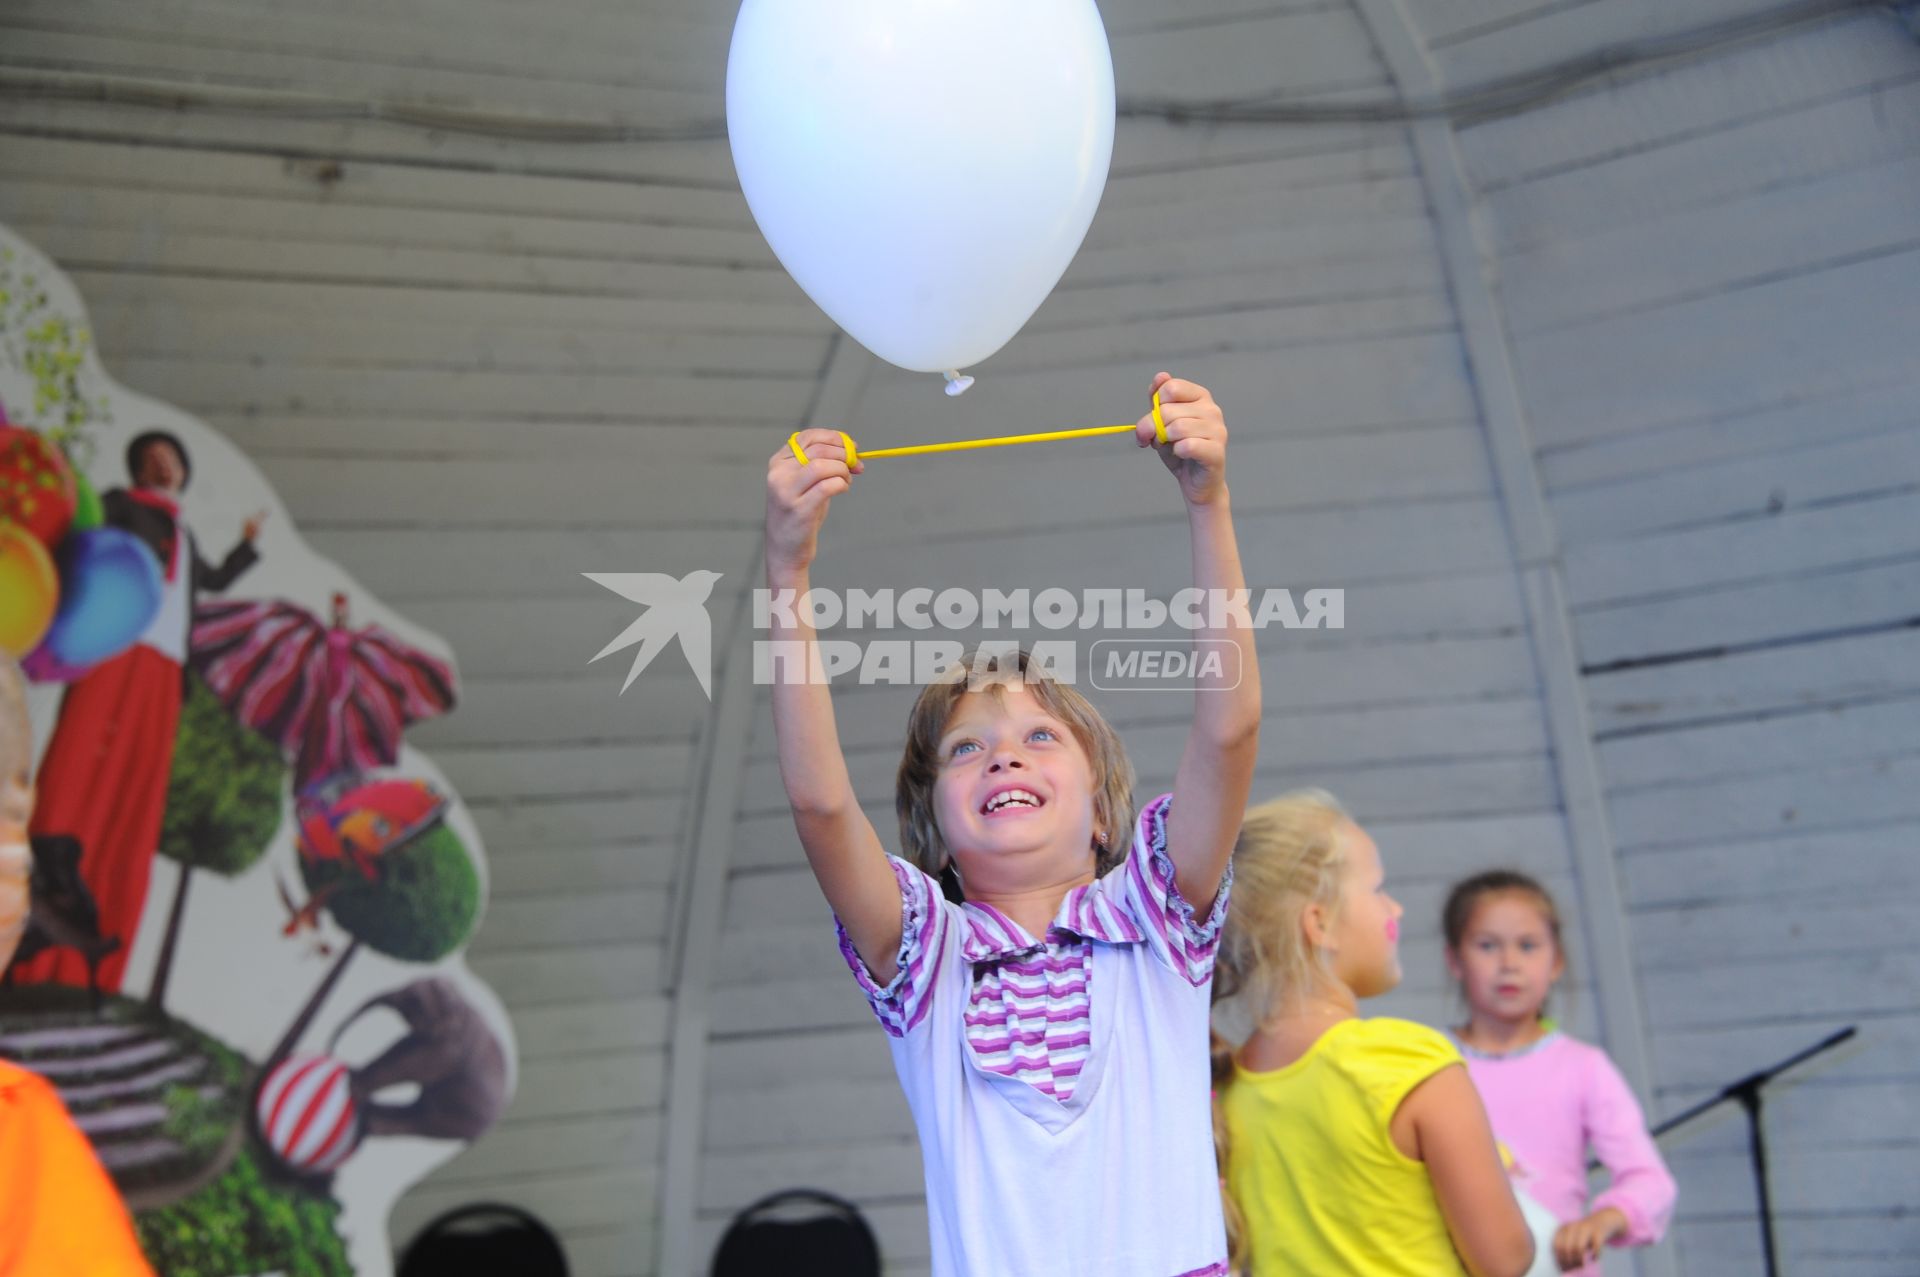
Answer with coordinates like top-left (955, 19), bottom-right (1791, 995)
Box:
top-left (1442, 871), bottom-right (1676, 1275)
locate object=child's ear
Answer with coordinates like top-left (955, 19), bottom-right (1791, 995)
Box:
top-left (1301, 901), bottom-right (1330, 950)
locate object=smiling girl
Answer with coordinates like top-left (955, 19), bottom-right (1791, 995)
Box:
top-left (763, 372), bottom-right (1260, 1276)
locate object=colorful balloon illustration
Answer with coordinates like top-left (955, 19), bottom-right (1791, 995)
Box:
top-left (68, 464), bottom-right (104, 532)
top-left (32, 525), bottom-right (163, 670)
top-left (0, 521), bottom-right (58, 657)
top-left (0, 424), bottom-right (78, 547)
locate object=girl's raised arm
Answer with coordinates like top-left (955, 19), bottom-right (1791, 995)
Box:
top-left (765, 430), bottom-right (903, 981)
top-left (1141, 373), bottom-right (1262, 908)
top-left (1392, 1064), bottom-right (1537, 1277)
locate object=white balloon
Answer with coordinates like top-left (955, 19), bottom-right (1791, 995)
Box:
top-left (727, 0), bottom-right (1115, 382)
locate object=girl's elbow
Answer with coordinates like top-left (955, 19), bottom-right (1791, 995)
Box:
top-left (1199, 710), bottom-right (1261, 757)
top-left (1500, 1230), bottom-right (1539, 1277)
top-left (1468, 1235), bottom-right (1536, 1277)
top-left (1467, 1216), bottom-right (1539, 1277)
top-left (787, 788), bottom-right (853, 826)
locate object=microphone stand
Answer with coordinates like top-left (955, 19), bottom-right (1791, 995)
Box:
top-left (1639, 1026), bottom-right (1858, 1277)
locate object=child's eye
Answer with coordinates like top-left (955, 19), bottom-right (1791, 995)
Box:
top-left (1029, 727), bottom-right (1057, 743)
top-left (950, 740), bottom-right (979, 757)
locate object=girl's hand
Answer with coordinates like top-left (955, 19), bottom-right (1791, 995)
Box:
top-left (1136, 371), bottom-right (1228, 507)
top-left (1553, 1208), bottom-right (1627, 1271)
top-left (765, 429), bottom-right (860, 581)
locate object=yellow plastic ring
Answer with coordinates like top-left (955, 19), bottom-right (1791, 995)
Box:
top-left (840, 431), bottom-right (859, 466)
top-left (788, 432), bottom-right (809, 465)
top-left (1151, 390), bottom-right (1167, 444)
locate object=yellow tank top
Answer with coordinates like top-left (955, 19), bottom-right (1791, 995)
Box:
top-left (1222, 1016), bottom-right (1468, 1276)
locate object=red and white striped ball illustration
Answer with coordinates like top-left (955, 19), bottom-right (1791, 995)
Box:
top-left (255, 1054), bottom-right (364, 1174)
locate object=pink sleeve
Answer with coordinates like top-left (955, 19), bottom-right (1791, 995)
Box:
top-left (1585, 1048), bottom-right (1677, 1247)
top-left (1112, 794), bottom-right (1232, 986)
top-left (833, 856), bottom-right (950, 1038)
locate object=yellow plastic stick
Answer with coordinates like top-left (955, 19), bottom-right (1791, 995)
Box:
top-left (794, 392), bottom-right (1166, 466)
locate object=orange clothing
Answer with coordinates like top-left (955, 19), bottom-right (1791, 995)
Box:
top-left (0, 1060), bottom-right (154, 1276)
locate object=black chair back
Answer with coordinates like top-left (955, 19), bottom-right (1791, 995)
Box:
top-left (398, 1202), bottom-right (568, 1277)
top-left (710, 1188), bottom-right (881, 1277)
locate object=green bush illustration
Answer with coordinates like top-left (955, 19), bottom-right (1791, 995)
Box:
top-left (300, 822), bottom-right (479, 964)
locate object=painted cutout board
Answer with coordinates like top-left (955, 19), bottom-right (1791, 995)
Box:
top-left (0, 225), bottom-right (516, 1277)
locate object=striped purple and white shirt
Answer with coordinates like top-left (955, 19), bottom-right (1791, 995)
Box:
top-left (836, 794), bottom-right (1232, 1277)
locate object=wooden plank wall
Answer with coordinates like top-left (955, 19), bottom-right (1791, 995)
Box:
top-left (1441, 8), bottom-right (1920, 1276)
top-left (9, 0), bottom-right (1913, 1273)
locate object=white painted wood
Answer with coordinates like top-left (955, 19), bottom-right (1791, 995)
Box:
top-left (1498, 158), bottom-right (1920, 336)
top-left (0, 92), bottom-right (741, 183)
top-left (467, 941), bottom-right (666, 1005)
top-left (1483, 74), bottom-right (1920, 257)
top-left (1512, 248), bottom-right (1920, 450)
top-left (60, 270), bottom-right (823, 343)
top-left (0, 131), bottom-right (745, 222)
top-left (1537, 374), bottom-right (1920, 495)
top-left (4, 1), bottom-right (731, 95)
top-left (1456, 15), bottom-right (1920, 1272)
top-left (486, 843), bottom-right (680, 899)
top-left (1601, 697), bottom-right (1920, 793)
top-left (1585, 626), bottom-right (1920, 737)
top-left (658, 334), bottom-right (874, 1277)
top-left (1352, 25), bottom-right (1667, 1234)
top-left (1563, 492), bottom-right (1920, 607)
top-left (1574, 558), bottom-right (1920, 668)
top-left (0, 26), bottom-right (720, 120)
top-left (1549, 430), bottom-right (1920, 546)
top-left (1609, 753), bottom-right (1920, 853)
top-left (1454, 12), bottom-right (1915, 193)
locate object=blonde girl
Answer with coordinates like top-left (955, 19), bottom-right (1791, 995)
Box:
top-left (1213, 793), bottom-right (1535, 1277)
top-left (1443, 871), bottom-right (1676, 1274)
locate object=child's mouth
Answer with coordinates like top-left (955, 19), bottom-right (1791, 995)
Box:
top-left (981, 787), bottom-right (1044, 816)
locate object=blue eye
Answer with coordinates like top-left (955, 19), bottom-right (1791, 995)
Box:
top-left (1029, 727), bottom-right (1057, 742)
top-left (950, 740), bottom-right (979, 757)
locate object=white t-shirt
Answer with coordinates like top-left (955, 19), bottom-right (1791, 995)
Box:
top-left (835, 795), bottom-right (1231, 1277)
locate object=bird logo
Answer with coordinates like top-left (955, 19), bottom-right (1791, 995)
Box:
top-left (585, 570), bottom-right (723, 698)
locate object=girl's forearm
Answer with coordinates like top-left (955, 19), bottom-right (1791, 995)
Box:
top-left (766, 562), bottom-right (857, 816)
top-left (1188, 493), bottom-right (1261, 744)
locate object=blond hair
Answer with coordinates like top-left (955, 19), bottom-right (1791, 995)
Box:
top-left (895, 646), bottom-right (1134, 898)
top-left (1215, 789), bottom-right (1353, 1019)
top-left (1212, 788), bottom-right (1353, 1273)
